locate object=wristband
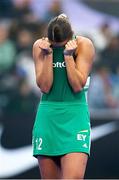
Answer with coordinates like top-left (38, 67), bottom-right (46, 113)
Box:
top-left (40, 47), bottom-right (52, 55)
top-left (63, 49), bottom-right (75, 56)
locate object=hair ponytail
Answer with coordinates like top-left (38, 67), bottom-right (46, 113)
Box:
top-left (48, 14), bottom-right (73, 42)
top-left (52, 24), bottom-right (62, 42)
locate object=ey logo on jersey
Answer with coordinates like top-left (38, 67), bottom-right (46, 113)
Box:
top-left (77, 130), bottom-right (88, 141)
top-left (77, 130), bottom-right (89, 148)
top-left (53, 61), bottom-right (66, 68)
top-left (77, 134), bottom-right (87, 141)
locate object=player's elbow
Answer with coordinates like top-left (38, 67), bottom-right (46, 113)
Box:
top-left (40, 86), bottom-right (51, 93)
top-left (72, 85), bottom-right (82, 93)
top-left (72, 80), bottom-right (86, 93)
top-left (36, 78), bottom-right (51, 93)
top-left (37, 83), bottom-right (51, 93)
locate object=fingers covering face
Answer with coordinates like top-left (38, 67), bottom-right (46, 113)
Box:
top-left (65, 40), bottom-right (77, 50)
top-left (41, 37), bottom-right (51, 46)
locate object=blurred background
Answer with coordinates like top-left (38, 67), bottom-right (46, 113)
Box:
top-left (0, 0), bottom-right (119, 179)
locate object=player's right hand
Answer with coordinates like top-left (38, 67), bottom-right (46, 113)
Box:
top-left (39, 37), bottom-right (52, 55)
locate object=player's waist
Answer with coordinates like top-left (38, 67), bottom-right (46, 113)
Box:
top-left (40, 100), bottom-right (88, 107)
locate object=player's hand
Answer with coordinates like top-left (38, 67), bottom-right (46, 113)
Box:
top-left (64, 39), bottom-right (77, 56)
top-left (39, 37), bottom-right (52, 55)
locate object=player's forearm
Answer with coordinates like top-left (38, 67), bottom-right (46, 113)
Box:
top-left (36, 54), bottom-right (53, 93)
top-left (65, 56), bottom-right (85, 92)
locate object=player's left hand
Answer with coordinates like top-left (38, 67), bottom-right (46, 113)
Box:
top-left (64, 39), bottom-right (77, 56)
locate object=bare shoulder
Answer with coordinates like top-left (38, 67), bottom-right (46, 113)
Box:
top-left (76, 35), bottom-right (95, 52)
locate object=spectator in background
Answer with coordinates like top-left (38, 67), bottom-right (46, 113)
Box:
top-left (12, 0), bottom-right (37, 23)
top-left (90, 22), bottom-right (114, 52)
top-left (101, 35), bottom-right (119, 74)
top-left (16, 28), bottom-right (34, 53)
top-left (89, 64), bottom-right (119, 109)
top-left (16, 51), bottom-right (40, 96)
top-left (15, 27), bottom-right (40, 95)
top-left (29, 0), bottom-right (62, 23)
top-left (44, 0), bottom-right (62, 22)
top-left (0, 23), bottom-right (16, 76)
top-left (0, 0), bottom-right (14, 18)
top-left (29, 0), bottom-right (54, 21)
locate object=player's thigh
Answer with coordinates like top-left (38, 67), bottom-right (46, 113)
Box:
top-left (37, 155), bottom-right (61, 179)
top-left (61, 152), bottom-right (88, 179)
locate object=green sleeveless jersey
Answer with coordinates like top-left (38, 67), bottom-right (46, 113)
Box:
top-left (41, 47), bottom-right (89, 103)
top-left (33, 46), bottom-right (91, 157)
